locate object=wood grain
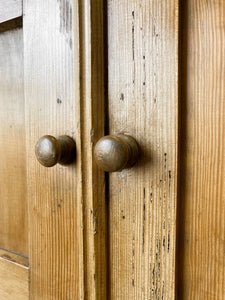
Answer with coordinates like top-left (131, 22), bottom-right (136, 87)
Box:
top-left (0, 27), bottom-right (28, 256)
top-left (0, 251), bottom-right (29, 300)
top-left (0, 0), bottom-right (22, 23)
top-left (23, 0), bottom-right (83, 298)
top-left (107, 1), bottom-right (179, 299)
top-left (79, 0), bottom-right (107, 298)
top-left (177, 1), bottom-right (225, 299)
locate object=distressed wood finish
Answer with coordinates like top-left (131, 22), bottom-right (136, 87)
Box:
top-left (0, 28), bottom-right (28, 256)
top-left (0, 0), bottom-right (22, 23)
top-left (24, 0), bottom-right (83, 298)
top-left (79, 0), bottom-right (107, 298)
top-left (177, 1), bottom-right (225, 299)
top-left (0, 251), bottom-right (29, 300)
top-left (107, 1), bottom-right (179, 299)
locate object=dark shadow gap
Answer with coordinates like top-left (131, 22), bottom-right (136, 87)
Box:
top-left (0, 17), bottom-right (22, 33)
top-left (176, 0), bottom-right (188, 299)
top-left (103, 0), bottom-right (110, 298)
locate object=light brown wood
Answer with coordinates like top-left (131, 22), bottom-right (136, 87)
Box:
top-left (0, 27), bottom-right (28, 256)
top-left (0, 250), bottom-right (29, 300)
top-left (79, 0), bottom-right (107, 298)
top-left (107, 1), bottom-right (179, 299)
top-left (0, 249), bottom-right (29, 268)
top-left (23, 0), bottom-right (83, 298)
top-left (177, 1), bottom-right (225, 299)
top-left (0, 0), bottom-right (22, 23)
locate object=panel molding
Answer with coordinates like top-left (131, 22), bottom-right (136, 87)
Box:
top-left (78, 0), bottom-right (107, 299)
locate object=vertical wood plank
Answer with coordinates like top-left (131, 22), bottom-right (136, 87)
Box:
top-left (177, 1), bottom-right (225, 299)
top-left (79, 0), bottom-right (107, 299)
top-left (24, 0), bottom-right (83, 298)
top-left (0, 28), bottom-right (28, 256)
top-left (107, 1), bottom-right (179, 299)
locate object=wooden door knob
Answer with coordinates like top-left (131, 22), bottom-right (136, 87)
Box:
top-left (35, 135), bottom-right (76, 167)
top-left (94, 134), bottom-right (139, 172)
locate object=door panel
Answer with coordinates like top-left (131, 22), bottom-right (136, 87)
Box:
top-left (108, 1), bottom-right (179, 299)
top-left (0, 26), bottom-right (28, 256)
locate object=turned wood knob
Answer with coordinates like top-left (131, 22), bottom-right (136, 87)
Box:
top-left (94, 134), bottom-right (139, 172)
top-left (35, 135), bottom-right (76, 167)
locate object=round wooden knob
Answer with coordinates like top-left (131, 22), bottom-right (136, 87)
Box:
top-left (94, 134), bottom-right (139, 172)
top-left (35, 135), bottom-right (76, 167)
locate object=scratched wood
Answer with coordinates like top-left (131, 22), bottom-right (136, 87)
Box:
top-left (0, 27), bottom-right (28, 256)
top-left (24, 0), bottom-right (83, 298)
top-left (0, 250), bottom-right (29, 300)
top-left (107, 1), bottom-right (179, 299)
top-left (79, 0), bottom-right (107, 299)
top-left (0, 0), bottom-right (22, 23)
top-left (177, 1), bottom-right (225, 299)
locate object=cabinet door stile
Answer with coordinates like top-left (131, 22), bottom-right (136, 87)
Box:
top-left (107, 1), bottom-right (179, 299)
top-left (24, 0), bottom-right (83, 298)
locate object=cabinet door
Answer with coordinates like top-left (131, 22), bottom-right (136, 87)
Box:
top-left (0, 1), bottom-right (178, 298)
top-left (0, 0), bottom-right (84, 298)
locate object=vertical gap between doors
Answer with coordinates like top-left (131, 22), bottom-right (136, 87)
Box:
top-left (103, 1), bottom-right (110, 299)
top-left (176, 0), bottom-right (188, 299)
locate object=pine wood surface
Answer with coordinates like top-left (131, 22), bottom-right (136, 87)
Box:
top-left (177, 1), bottom-right (225, 299)
top-left (107, 1), bottom-right (179, 299)
top-left (0, 27), bottom-right (28, 256)
top-left (24, 0), bottom-right (83, 298)
top-left (1, 1), bottom-right (223, 299)
top-left (79, 0), bottom-right (107, 299)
